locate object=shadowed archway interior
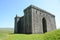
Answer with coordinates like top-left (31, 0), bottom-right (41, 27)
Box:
top-left (42, 17), bottom-right (47, 33)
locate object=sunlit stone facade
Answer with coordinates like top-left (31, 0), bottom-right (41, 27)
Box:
top-left (14, 5), bottom-right (56, 34)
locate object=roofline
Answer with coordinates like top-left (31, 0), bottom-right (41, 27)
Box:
top-left (24, 5), bottom-right (55, 17)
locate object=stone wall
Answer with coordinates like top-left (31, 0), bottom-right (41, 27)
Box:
top-left (14, 5), bottom-right (56, 34)
top-left (31, 5), bottom-right (56, 33)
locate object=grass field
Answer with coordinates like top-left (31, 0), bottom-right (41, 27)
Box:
top-left (0, 28), bottom-right (60, 40)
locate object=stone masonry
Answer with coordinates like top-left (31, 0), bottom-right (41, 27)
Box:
top-left (14, 5), bottom-right (56, 34)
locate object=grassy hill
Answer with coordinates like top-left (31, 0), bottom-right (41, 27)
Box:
top-left (0, 28), bottom-right (60, 40)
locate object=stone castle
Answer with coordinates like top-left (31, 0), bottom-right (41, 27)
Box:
top-left (14, 5), bottom-right (56, 34)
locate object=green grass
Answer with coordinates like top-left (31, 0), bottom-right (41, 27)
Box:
top-left (0, 28), bottom-right (60, 40)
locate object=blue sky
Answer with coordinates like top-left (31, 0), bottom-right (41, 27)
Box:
top-left (0, 0), bottom-right (60, 29)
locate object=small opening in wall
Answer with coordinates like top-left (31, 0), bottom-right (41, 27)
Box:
top-left (36, 10), bottom-right (37, 14)
top-left (40, 13), bottom-right (41, 14)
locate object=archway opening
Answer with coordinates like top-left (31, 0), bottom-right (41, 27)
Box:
top-left (42, 18), bottom-right (47, 33)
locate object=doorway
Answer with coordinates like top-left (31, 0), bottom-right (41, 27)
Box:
top-left (42, 18), bottom-right (47, 33)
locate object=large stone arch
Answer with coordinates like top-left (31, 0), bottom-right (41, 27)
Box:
top-left (42, 17), bottom-right (47, 33)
